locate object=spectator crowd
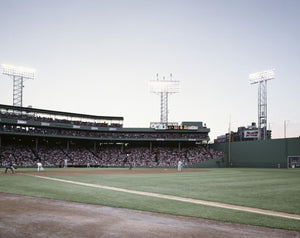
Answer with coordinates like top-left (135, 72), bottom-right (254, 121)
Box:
top-left (1, 144), bottom-right (223, 168)
top-left (0, 108), bottom-right (219, 168)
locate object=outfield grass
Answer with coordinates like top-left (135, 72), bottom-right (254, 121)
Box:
top-left (1, 168), bottom-right (300, 231)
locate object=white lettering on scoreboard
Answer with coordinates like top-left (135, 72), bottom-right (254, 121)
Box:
top-left (244, 130), bottom-right (259, 138)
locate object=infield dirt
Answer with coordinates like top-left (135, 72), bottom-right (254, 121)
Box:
top-left (18, 167), bottom-right (209, 176)
top-left (1, 193), bottom-right (300, 238)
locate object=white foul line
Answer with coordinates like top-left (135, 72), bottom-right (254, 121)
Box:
top-left (30, 174), bottom-right (300, 221)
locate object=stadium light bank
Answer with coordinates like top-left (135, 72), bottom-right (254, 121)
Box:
top-left (149, 73), bottom-right (180, 124)
top-left (1, 64), bottom-right (36, 107)
top-left (249, 69), bottom-right (275, 140)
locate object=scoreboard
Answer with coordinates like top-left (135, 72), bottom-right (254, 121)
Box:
top-left (166, 125), bottom-right (188, 130)
top-left (150, 122), bottom-right (199, 130)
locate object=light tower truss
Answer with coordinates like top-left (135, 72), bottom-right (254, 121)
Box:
top-left (1, 64), bottom-right (36, 107)
top-left (249, 69), bottom-right (275, 140)
top-left (149, 74), bottom-right (180, 124)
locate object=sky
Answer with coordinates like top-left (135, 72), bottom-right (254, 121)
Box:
top-left (0, 0), bottom-right (300, 141)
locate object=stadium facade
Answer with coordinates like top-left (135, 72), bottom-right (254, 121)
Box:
top-left (1, 104), bottom-right (299, 169)
top-left (0, 104), bottom-right (220, 168)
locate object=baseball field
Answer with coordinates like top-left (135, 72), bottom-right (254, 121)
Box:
top-left (0, 167), bottom-right (300, 237)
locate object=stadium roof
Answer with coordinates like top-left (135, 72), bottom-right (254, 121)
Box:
top-left (0, 104), bottom-right (123, 121)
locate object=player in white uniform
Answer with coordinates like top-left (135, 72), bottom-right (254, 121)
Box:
top-left (178, 160), bottom-right (183, 172)
top-left (37, 162), bottom-right (44, 171)
top-left (64, 159), bottom-right (68, 168)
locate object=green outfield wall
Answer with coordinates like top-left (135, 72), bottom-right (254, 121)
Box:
top-left (185, 156), bottom-right (226, 168)
top-left (212, 137), bottom-right (300, 168)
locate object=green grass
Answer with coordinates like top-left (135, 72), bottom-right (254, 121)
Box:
top-left (1, 168), bottom-right (300, 231)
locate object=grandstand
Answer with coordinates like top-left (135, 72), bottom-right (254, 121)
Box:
top-left (0, 104), bottom-right (222, 168)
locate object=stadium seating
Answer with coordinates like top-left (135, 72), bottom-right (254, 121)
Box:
top-left (1, 143), bottom-right (223, 167)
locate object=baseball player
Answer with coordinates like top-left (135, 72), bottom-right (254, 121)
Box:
top-left (5, 162), bottom-right (15, 174)
top-left (129, 161), bottom-right (133, 170)
top-left (178, 160), bottom-right (183, 172)
top-left (37, 162), bottom-right (44, 171)
top-left (64, 159), bottom-right (68, 168)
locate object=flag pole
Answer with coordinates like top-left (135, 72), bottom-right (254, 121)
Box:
top-left (228, 117), bottom-right (231, 167)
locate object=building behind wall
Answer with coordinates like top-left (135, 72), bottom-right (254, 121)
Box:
top-left (214, 122), bottom-right (271, 143)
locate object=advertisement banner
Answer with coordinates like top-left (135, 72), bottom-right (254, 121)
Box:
top-left (187, 126), bottom-right (198, 130)
top-left (150, 122), bottom-right (166, 130)
top-left (244, 130), bottom-right (259, 138)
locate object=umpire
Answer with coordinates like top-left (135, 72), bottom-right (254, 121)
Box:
top-left (5, 162), bottom-right (15, 174)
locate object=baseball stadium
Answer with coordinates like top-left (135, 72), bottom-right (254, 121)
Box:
top-left (1, 103), bottom-right (300, 237)
top-left (1, 1), bottom-right (300, 236)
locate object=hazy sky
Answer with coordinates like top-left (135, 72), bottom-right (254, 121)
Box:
top-left (1, 0), bottom-right (299, 141)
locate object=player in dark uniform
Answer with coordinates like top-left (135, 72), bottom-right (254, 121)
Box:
top-left (5, 162), bottom-right (15, 174)
top-left (129, 161), bottom-right (133, 170)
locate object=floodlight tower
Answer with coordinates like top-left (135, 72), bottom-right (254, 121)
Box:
top-left (1, 64), bottom-right (36, 107)
top-left (149, 74), bottom-right (180, 124)
top-left (249, 69), bottom-right (275, 140)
